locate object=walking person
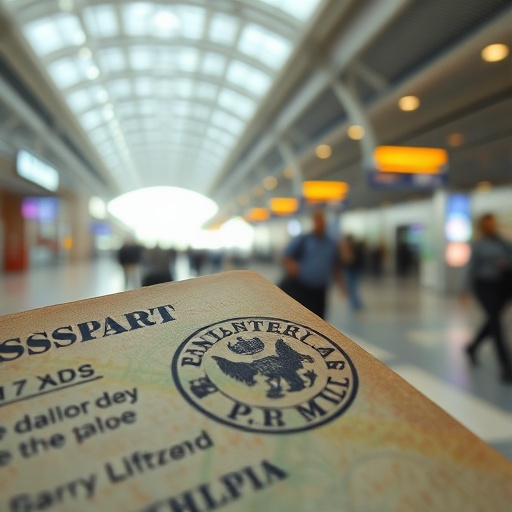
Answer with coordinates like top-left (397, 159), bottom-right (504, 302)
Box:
top-left (340, 234), bottom-right (364, 311)
top-left (461, 213), bottom-right (512, 383)
top-left (117, 237), bottom-right (144, 290)
top-left (281, 208), bottom-right (345, 319)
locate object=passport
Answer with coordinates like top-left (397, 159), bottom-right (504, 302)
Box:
top-left (0, 270), bottom-right (511, 511)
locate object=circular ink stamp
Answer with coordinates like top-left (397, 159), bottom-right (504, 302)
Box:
top-left (172, 317), bottom-right (358, 434)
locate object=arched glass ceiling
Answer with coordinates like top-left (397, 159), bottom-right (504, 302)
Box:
top-left (2, 0), bottom-right (323, 194)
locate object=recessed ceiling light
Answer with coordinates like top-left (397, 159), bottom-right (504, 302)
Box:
top-left (79, 47), bottom-right (91, 59)
top-left (315, 144), bottom-right (332, 159)
top-left (475, 181), bottom-right (492, 193)
top-left (263, 176), bottom-right (277, 190)
top-left (398, 95), bottom-right (420, 111)
top-left (481, 43), bottom-right (509, 62)
top-left (283, 167), bottom-right (294, 179)
top-left (253, 185), bottom-right (264, 197)
top-left (347, 125), bottom-right (365, 140)
top-left (86, 66), bottom-right (100, 80)
top-left (237, 194), bottom-right (249, 206)
top-left (446, 133), bottom-right (465, 147)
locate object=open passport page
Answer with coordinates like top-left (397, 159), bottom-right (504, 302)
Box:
top-left (0, 270), bottom-right (511, 511)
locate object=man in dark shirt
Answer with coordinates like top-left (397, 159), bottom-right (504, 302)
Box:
top-left (462, 213), bottom-right (512, 383)
top-left (282, 209), bottom-right (345, 319)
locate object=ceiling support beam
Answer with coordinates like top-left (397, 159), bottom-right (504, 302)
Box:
top-left (277, 140), bottom-right (304, 197)
top-left (213, 0), bottom-right (411, 204)
top-left (329, 75), bottom-right (377, 171)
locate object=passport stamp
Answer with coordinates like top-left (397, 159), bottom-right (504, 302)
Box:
top-left (172, 317), bottom-right (358, 434)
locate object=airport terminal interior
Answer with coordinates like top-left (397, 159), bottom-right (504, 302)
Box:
top-left (0, 0), bottom-right (511, 464)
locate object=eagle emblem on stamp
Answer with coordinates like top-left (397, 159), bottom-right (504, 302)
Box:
top-left (172, 317), bottom-right (358, 433)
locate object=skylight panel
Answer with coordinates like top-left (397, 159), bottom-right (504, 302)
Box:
top-left (80, 110), bottom-right (104, 131)
top-left (203, 141), bottom-right (228, 159)
top-left (115, 103), bottom-right (137, 118)
top-left (177, 48), bottom-right (199, 73)
top-left (155, 79), bottom-right (174, 96)
top-left (171, 103), bottom-right (189, 117)
top-left (154, 48), bottom-right (176, 72)
top-left (122, 2), bottom-right (153, 36)
top-left (189, 105), bottom-right (210, 121)
top-left (208, 13), bottom-right (239, 45)
top-left (66, 89), bottom-right (93, 112)
top-left (134, 77), bottom-right (153, 96)
top-left (174, 79), bottom-right (194, 98)
top-left (129, 47), bottom-right (154, 70)
top-left (98, 48), bottom-right (126, 74)
top-left (211, 111), bottom-right (244, 135)
top-left (201, 53), bottom-right (226, 76)
top-left (138, 100), bottom-right (157, 115)
top-left (195, 82), bottom-right (217, 101)
top-left (123, 120), bottom-right (142, 133)
top-left (83, 4), bottom-right (119, 38)
top-left (238, 24), bottom-right (291, 69)
top-left (217, 90), bottom-right (256, 119)
top-left (89, 127), bottom-right (111, 145)
top-left (142, 118), bottom-right (158, 130)
top-left (176, 6), bottom-right (205, 40)
top-left (226, 61), bottom-right (271, 96)
top-left (206, 127), bottom-right (235, 147)
top-left (24, 14), bottom-right (85, 56)
top-left (257, 0), bottom-right (321, 20)
top-left (152, 6), bottom-right (180, 37)
top-left (47, 57), bottom-right (85, 89)
top-left (109, 79), bottom-right (132, 99)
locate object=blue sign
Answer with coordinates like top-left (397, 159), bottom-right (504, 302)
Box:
top-left (367, 170), bottom-right (448, 189)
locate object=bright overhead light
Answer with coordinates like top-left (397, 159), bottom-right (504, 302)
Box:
top-left (398, 95), bottom-right (420, 111)
top-left (475, 181), bottom-right (492, 193)
top-left (347, 125), bottom-right (365, 140)
top-left (108, 187), bottom-right (218, 245)
top-left (481, 43), bottom-right (509, 62)
top-left (153, 11), bottom-right (180, 30)
top-left (263, 176), bottom-right (277, 190)
top-left (315, 144), bottom-right (332, 159)
top-left (73, 32), bottom-right (86, 46)
top-left (79, 47), bottom-right (92, 59)
top-left (86, 66), bottom-right (100, 80)
top-left (283, 167), bottom-right (294, 179)
top-left (446, 133), bottom-right (465, 147)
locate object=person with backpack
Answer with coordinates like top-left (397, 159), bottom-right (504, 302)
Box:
top-left (461, 213), bottom-right (512, 383)
top-left (281, 209), bottom-right (345, 319)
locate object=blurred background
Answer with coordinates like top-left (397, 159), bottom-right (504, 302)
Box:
top-left (0, 0), bottom-right (511, 457)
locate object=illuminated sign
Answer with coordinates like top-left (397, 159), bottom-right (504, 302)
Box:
top-left (244, 208), bottom-right (270, 222)
top-left (444, 194), bottom-right (471, 267)
top-left (374, 146), bottom-right (448, 174)
top-left (269, 197), bottom-right (299, 216)
top-left (302, 181), bottom-right (349, 202)
top-left (21, 197), bottom-right (59, 222)
top-left (16, 150), bottom-right (59, 192)
top-left (445, 194), bottom-right (472, 242)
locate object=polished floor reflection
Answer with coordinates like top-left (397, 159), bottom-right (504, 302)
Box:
top-left (2, 256), bottom-right (511, 461)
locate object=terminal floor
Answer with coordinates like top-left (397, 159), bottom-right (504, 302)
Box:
top-left (2, 256), bottom-right (512, 462)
